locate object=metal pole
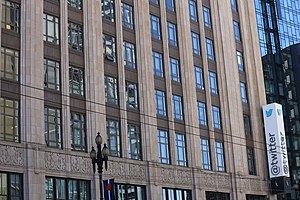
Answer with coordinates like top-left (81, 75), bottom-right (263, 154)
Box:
top-left (99, 173), bottom-right (104, 200)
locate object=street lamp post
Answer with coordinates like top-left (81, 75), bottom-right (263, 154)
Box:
top-left (90, 132), bottom-right (109, 200)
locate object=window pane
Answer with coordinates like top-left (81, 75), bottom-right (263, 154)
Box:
top-left (175, 133), bottom-right (187, 166)
top-left (155, 90), bottom-right (167, 116)
top-left (69, 66), bottom-right (84, 96)
top-left (128, 124), bottom-right (142, 160)
top-left (150, 15), bottom-right (161, 40)
top-left (158, 129), bottom-right (170, 164)
top-left (43, 13), bottom-right (59, 44)
top-left (126, 81), bottom-right (139, 109)
top-left (122, 3), bottom-right (134, 29)
top-left (105, 76), bottom-right (118, 105)
top-left (44, 107), bottom-right (62, 148)
top-left (212, 105), bottom-right (221, 129)
top-left (194, 66), bottom-right (204, 90)
top-left (152, 51), bottom-right (164, 77)
top-left (102, 0), bottom-right (115, 22)
top-left (197, 101), bottom-right (207, 126)
top-left (68, 22), bottom-right (83, 51)
top-left (201, 138), bottom-right (211, 170)
top-left (172, 95), bottom-right (183, 120)
top-left (70, 112), bottom-right (86, 151)
top-left (215, 141), bottom-right (225, 172)
top-left (170, 57), bottom-right (180, 82)
top-left (106, 119), bottom-right (121, 157)
top-left (1, 47), bottom-right (19, 81)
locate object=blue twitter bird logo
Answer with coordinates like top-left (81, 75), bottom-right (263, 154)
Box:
top-left (266, 109), bottom-right (273, 117)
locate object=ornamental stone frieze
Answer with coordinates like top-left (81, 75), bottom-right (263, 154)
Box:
top-left (0, 145), bottom-right (24, 167)
top-left (45, 152), bottom-right (66, 171)
top-left (158, 167), bottom-right (192, 185)
top-left (70, 156), bottom-right (91, 174)
top-left (200, 173), bottom-right (231, 189)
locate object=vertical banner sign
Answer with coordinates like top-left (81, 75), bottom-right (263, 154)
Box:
top-left (103, 179), bottom-right (115, 200)
top-left (263, 103), bottom-right (290, 178)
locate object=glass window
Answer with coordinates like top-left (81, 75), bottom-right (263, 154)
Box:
top-left (206, 192), bottom-right (230, 200)
top-left (158, 129), bottom-right (170, 164)
top-left (1, 47), bottom-right (19, 81)
top-left (243, 115), bottom-right (252, 136)
top-left (237, 51), bottom-right (244, 71)
top-left (45, 177), bottom-right (89, 200)
top-left (43, 13), bottom-right (59, 44)
top-left (123, 41), bottom-right (136, 68)
top-left (44, 59), bottom-right (60, 91)
top-left (1, 0), bottom-right (20, 33)
top-left (167, 22), bottom-right (177, 46)
top-left (231, 0), bottom-right (237, 12)
top-left (69, 66), bottom-right (84, 96)
top-left (104, 75), bottom-right (118, 105)
top-left (126, 81), bottom-right (139, 109)
top-left (128, 124), bottom-right (142, 160)
top-left (201, 138), bottom-right (211, 170)
top-left (115, 183), bottom-right (146, 200)
top-left (175, 133), bottom-right (187, 166)
top-left (68, 22), bottom-right (83, 51)
top-left (150, 15), bottom-right (161, 40)
top-left (0, 172), bottom-right (22, 200)
top-left (70, 112), bottom-right (86, 151)
top-left (170, 57), bottom-right (180, 82)
top-left (150, 0), bottom-right (159, 5)
top-left (212, 105), bottom-right (221, 129)
top-left (240, 82), bottom-right (248, 103)
top-left (68, 0), bottom-right (82, 10)
top-left (166, 0), bottom-right (175, 12)
top-left (205, 38), bottom-right (215, 61)
top-left (202, 6), bottom-right (211, 28)
top-left (188, 0), bottom-right (197, 22)
top-left (122, 3), bottom-right (134, 29)
top-left (44, 107), bottom-right (62, 148)
top-left (162, 188), bottom-right (192, 200)
top-left (215, 141), bottom-right (225, 172)
top-left (103, 34), bottom-right (117, 62)
top-left (106, 119), bottom-right (121, 157)
top-left (0, 97), bottom-right (19, 142)
top-left (209, 71), bottom-right (218, 94)
top-left (247, 147), bottom-right (256, 175)
top-left (102, 0), bottom-right (115, 22)
top-left (246, 195), bottom-right (266, 200)
top-left (194, 66), bottom-right (204, 90)
top-left (155, 90), bottom-right (167, 116)
top-left (191, 32), bottom-right (201, 55)
top-left (233, 21), bottom-right (241, 41)
top-left (152, 51), bottom-right (164, 77)
top-left (197, 101), bottom-right (207, 126)
top-left (172, 95), bottom-right (183, 120)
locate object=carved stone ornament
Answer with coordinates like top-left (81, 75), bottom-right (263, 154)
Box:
top-left (201, 173), bottom-right (231, 189)
top-left (176, 170), bottom-right (192, 185)
top-left (45, 152), bottom-right (66, 171)
top-left (70, 156), bottom-right (91, 174)
top-left (105, 161), bottom-right (146, 181)
top-left (0, 145), bottom-right (24, 166)
top-left (160, 168), bottom-right (176, 184)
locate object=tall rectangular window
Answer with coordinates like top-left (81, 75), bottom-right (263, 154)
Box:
top-left (237, 51), bottom-right (244, 71)
top-left (206, 192), bottom-right (230, 200)
top-left (155, 90), bottom-right (167, 116)
top-left (197, 101), bottom-right (207, 126)
top-left (231, 0), bottom-right (237, 11)
top-left (43, 13), bottom-right (59, 44)
top-left (247, 147), bottom-right (256, 175)
top-left (189, 0), bottom-right (197, 22)
top-left (126, 81), bottom-right (138, 109)
top-left (104, 75), bottom-right (118, 105)
top-left (44, 59), bottom-right (60, 91)
top-left (44, 107), bottom-right (62, 148)
top-left (70, 112), bottom-right (86, 151)
top-left (1, 0), bottom-right (20, 33)
top-left (191, 32), bottom-right (201, 55)
top-left (1, 47), bottom-right (19, 81)
top-left (150, 0), bottom-right (159, 5)
top-left (69, 66), bottom-right (84, 96)
top-left (175, 133), bottom-right (187, 166)
top-left (170, 57), bottom-right (180, 82)
top-left (106, 119), bottom-right (121, 157)
top-left (150, 15), bottom-right (161, 40)
top-left (215, 141), bottom-right (225, 172)
top-left (240, 82), bottom-right (248, 103)
top-left (128, 124), bottom-right (142, 160)
top-left (115, 184), bottom-right (146, 200)
top-left (167, 22), bottom-right (177, 46)
top-left (102, 0), bottom-right (115, 22)
top-left (209, 71), bottom-right (218, 94)
top-left (152, 51), bottom-right (164, 77)
top-left (45, 177), bottom-right (89, 200)
top-left (205, 38), bottom-right (215, 61)
top-left (122, 3), bottom-right (134, 29)
top-left (194, 66), bottom-right (204, 90)
top-left (243, 115), bottom-right (252, 136)
top-left (0, 172), bottom-right (22, 200)
top-left (0, 97), bottom-right (19, 142)
top-left (172, 95), bottom-right (183, 120)
top-left (201, 138), bottom-right (211, 170)
top-left (233, 21), bottom-right (241, 41)
top-left (162, 188), bottom-right (192, 200)
top-left (212, 105), bottom-right (221, 129)
top-left (202, 7), bottom-right (211, 28)
top-left (158, 129), bottom-right (170, 164)
top-left (165, 0), bottom-right (175, 12)
top-left (103, 34), bottom-right (117, 62)
top-left (68, 0), bottom-right (82, 10)
top-left (68, 22), bottom-right (83, 51)
top-left (123, 41), bottom-right (136, 68)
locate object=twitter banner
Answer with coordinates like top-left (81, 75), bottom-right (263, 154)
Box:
top-left (263, 103), bottom-right (290, 179)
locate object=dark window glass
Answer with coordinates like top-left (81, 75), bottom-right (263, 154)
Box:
top-left (206, 192), bottom-right (230, 200)
top-left (155, 90), bottom-right (167, 116)
top-left (237, 51), bottom-right (244, 71)
top-left (203, 6), bottom-right (211, 28)
top-left (1, 47), bottom-right (19, 81)
top-left (189, 0), bottom-right (197, 22)
top-left (0, 172), bottom-right (22, 200)
top-left (215, 141), bottom-right (225, 172)
top-left (0, 97), bottom-right (19, 142)
top-left (172, 95), bottom-right (183, 120)
top-left (149, 0), bottom-right (158, 5)
top-left (44, 107), bottom-right (62, 148)
top-left (122, 3), bottom-right (134, 29)
top-left (115, 183), bottom-right (146, 200)
top-left (201, 138), bottom-right (211, 170)
top-left (68, 0), bottom-right (82, 10)
top-left (233, 20), bottom-right (241, 41)
top-left (246, 195), bottom-right (266, 200)
top-left (240, 82), bottom-right (248, 103)
top-left (68, 22), bottom-right (83, 51)
top-left (106, 119), bottom-right (121, 157)
top-left (1, 0), bottom-right (20, 32)
top-left (123, 41), bottom-right (136, 68)
top-left (162, 188), bottom-right (192, 200)
top-left (194, 66), bottom-right (204, 90)
top-left (170, 57), bottom-right (180, 82)
top-left (158, 129), bottom-right (170, 164)
top-left (43, 13), bottom-right (59, 44)
top-left (150, 15), bottom-right (161, 40)
top-left (166, 0), bottom-right (175, 12)
top-left (126, 81), bottom-right (138, 109)
top-left (191, 32), bottom-right (201, 55)
top-left (175, 133), bottom-right (187, 166)
top-left (44, 59), bottom-right (60, 91)
top-left (247, 147), bottom-right (257, 175)
top-left (205, 38), bottom-right (215, 60)
top-left (167, 22), bottom-right (177, 46)
top-left (152, 51), bottom-right (164, 77)
top-left (209, 71), bottom-right (218, 94)
top-left (231, 0), bottom-right (237, 12)
top-left (197, 101), bottom-right (207, 126)
top-left (103, 34), bottom-right (117, 62)
top-left (212, 105), bottom-right (221, 129)
top-left (243, 115), bottom-right (252, 136)
top-left (128, 124), bottom-right (142, 160)
top-left (104, 75), bottom-right (118, 105)
top-left (102, 0), bottom-right (115, 22)
top-left (70, 112), bottom-right (86, 151)
top-left (69, 66), bottom-right (84, 96)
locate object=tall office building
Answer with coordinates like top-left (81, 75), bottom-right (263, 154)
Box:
top-left (255, 0), bottom-right (300, 199)
top-left (0, 0), bottom-right (272, 199)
